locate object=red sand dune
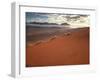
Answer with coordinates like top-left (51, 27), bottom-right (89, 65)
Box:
top-left (26, 27), bottom-right (89, 67)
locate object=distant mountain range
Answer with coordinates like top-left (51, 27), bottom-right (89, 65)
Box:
top-left (26, 22), bottom-right (70, 25)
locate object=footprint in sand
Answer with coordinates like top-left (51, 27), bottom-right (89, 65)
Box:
top-left (64, 32), bottom-right (71, 36)
top-left (34, 41), bottom-right (43, 46)
top-left (27, 43), bottom-right (34, 46)
top-left (49, 35), bottom-right (57, 41)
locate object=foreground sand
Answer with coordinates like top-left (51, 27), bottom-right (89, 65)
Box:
top-left (26, 27), bottom-right (89, 67)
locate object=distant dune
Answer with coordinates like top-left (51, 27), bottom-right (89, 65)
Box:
top-left (26, 26), bottom-right (71, 43)
top-left (26, 27), bottom-right (89, 67)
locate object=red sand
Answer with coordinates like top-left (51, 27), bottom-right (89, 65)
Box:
top-left (26, 27), bottom-right (89, 67)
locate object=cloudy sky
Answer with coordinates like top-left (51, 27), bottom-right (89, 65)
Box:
top-left (26, 12), bottom-right (90, 28)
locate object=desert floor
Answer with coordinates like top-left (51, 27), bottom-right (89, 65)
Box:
top-left (26, 27), bottom-right (89, 67)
